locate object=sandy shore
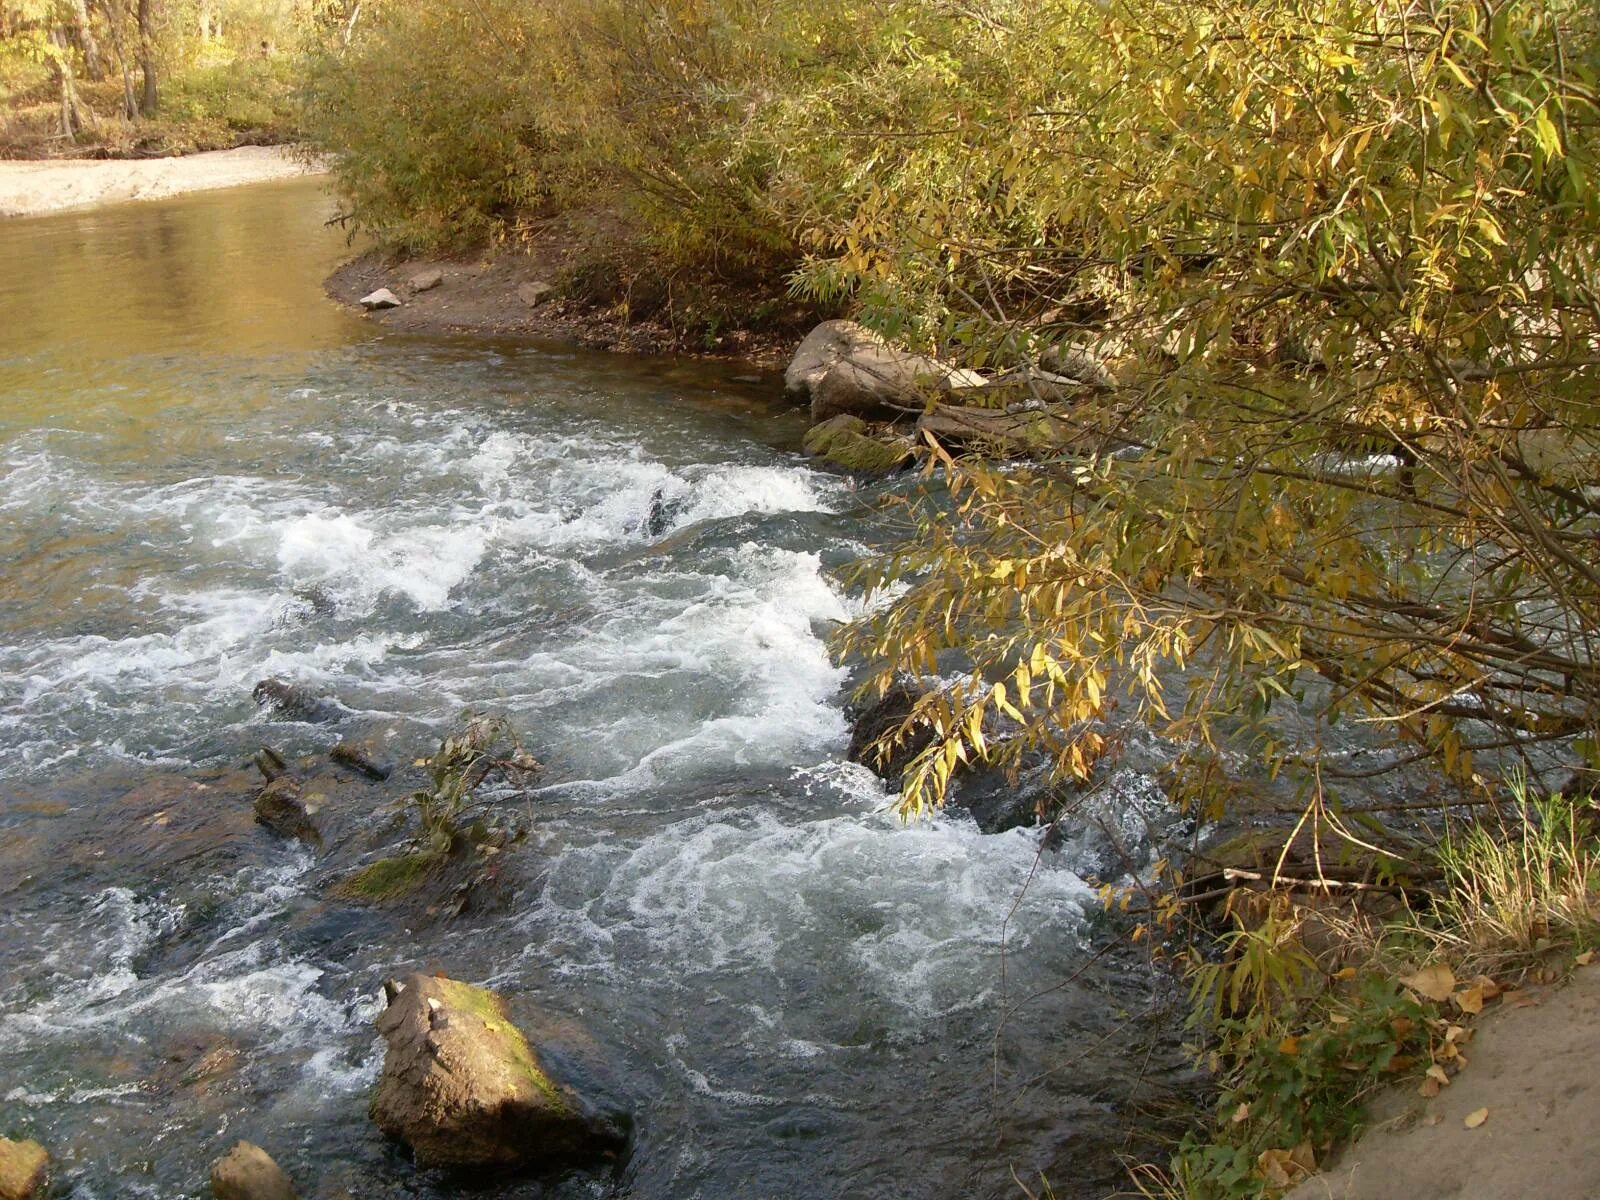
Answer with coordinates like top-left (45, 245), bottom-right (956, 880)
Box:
top-left (0, 146), bottom-right (324, 218)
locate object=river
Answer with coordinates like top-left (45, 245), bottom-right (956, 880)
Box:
top-left (0, 178), bottom-right (1185, 1199)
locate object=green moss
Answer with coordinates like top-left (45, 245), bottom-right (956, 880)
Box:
top-left (435, 979), bottom-right (572, 1112)
top-left (803, 416), bottom-right (911, 473)
top-left (337, 852), bottom-right (439, 901)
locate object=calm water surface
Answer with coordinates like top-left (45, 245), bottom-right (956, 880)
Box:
top-left (0, 179), bottom-right (1180, 1199)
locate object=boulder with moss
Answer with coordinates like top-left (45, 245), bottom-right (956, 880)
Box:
top-left (802, 415), bottom-right (913, 473)
top-left (370, 974), bottom-right (625, 1173)
top-left (0, 1139), bottom-right (47, 1200)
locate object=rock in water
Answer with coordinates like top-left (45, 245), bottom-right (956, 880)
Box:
top-left (253, 777), bottom-right (320, 844)
top-left (847, 684), bottom-right (936, 783)
top-left (408, 268), bottom-right (444, 293)
top-left (802, 415), bottom-right (912, 474)
top-left (359, 288), bottom-right (402, 311)
top-left (370, 974), bottom-right (625, 1173)
top-left (0, 1139), bottom-right (47, 1200)
top-left (330, 739), bottom-right (392, 781)
top-left (210, 1141), bottom-right (297, 1200)
top-left (252, 678), bottom-right (347, 724)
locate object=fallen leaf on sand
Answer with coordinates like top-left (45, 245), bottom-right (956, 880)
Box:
top-left (1419, 1076), bottom-right (1442, 1098)
top-left (1501, 990), bottom-right (1541, 1009)
top-left (1577, 950), bottom-right (1596, 967)
top-left (1453, 984), bottom-right (1485, 1014)
top-left (1401, 963), bottom-right (1456, 1002)
top-left (1423, 1113), bottom-right (1441, 1127)
top-left (1472, 974), bottom-right (1503, 999)
top-left (1464, 1107), bottom-right (1489, 1129)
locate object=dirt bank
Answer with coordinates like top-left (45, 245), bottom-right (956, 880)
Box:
top-left (1285, 957), bottom-right (1600, 1200)
top-left (0, 146), bottom-right (323, 218)
top-left (325, 246), bottom-right (807, 368)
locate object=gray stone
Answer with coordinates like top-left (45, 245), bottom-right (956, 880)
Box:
top-left (784, 319), bottom-right (887, 399)
top-left (407, 268), bottom-right (444, 293)
top-left (358, 288), bottom-right (402, 311)
top-left (517, 281), bottom-right (554, 308)
top-left (210, 1141), bottom-right (297, 1200)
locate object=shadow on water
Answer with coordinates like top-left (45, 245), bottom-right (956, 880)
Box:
top-left (0, 179), bottom-right (1193, 1199)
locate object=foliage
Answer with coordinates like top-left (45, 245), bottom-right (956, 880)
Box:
top-left (830, 0), bottom-right (1600, 825)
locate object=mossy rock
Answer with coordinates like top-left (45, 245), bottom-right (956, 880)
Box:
top-left (802, 415), bottom-right (912, 473)
top-left (336, 851), bottom-right (440, 901)
top-left (370, 974), bottom-right (625, 1172)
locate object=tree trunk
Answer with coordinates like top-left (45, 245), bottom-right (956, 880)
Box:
top-left (69, 0), bottom-right (105, 80)
top-left (137, 0), bottom-right (158, 116)
top-left (48, 28), bottom-right (88, 141)
top-left (98, 0), bottom-right (139, 120)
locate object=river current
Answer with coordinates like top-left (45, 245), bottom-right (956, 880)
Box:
top-left (0, 179), bottom-right (1182, 1199)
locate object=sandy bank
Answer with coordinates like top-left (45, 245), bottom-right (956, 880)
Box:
top-left (1285, 957), bottom-right (1600, 1200)
top-left (0, 146), bottom-right (323, 218)
top-left (325, 246), bottom-right (803, 368)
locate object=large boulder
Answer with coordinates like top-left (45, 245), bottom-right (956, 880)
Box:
top-left (370, 974), bottom-right (625, 1174)
top-left (210, 1141), bottom-right (297, 1200)
top-left (809, 345), bottom-right (986, 423)
top-left (0, 1139), bottom-right (46, 1200)
top-left (783, 319), bottom-right (886, 399)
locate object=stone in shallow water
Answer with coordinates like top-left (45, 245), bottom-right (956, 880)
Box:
top-left (210, 1141), bottom-right (297, 1200)
top-left (0, 1139), bottom-right (48, 1200)
top-left (359, 287), bottom-right (402, 311)
top-left (253, 777), bottom-right (320, 844)
top-left (370, 974), bottom-right (626, 1173)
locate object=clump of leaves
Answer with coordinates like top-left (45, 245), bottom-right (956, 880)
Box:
top-left (341, 713), bottom-right (539, 904)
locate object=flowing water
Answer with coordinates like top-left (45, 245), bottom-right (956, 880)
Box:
top-left (0, 179), bottom-right (1184, 1199)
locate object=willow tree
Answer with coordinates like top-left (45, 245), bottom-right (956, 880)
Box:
top-left (816, 0), bottom-right (1600, 827)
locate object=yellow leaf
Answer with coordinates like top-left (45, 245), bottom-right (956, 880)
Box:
top-left (1576, 950), bottom-right (1595, 967)
top-left (1453, 984), bottom-right (1484, 1015)
top-left (1464, 1107), bottom-right (1489, 1129)
top-left (1400, 963), bottom-right (1456, 1003)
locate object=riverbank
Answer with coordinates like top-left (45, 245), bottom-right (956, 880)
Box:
top-left (0, 146), bottom-right (322, 218)
top-left (325, 244), bottom-right (813, 367)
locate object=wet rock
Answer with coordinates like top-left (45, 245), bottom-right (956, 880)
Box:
top-left (802, 415), bottom-right (913, 474)
top-left (517, 281), bottom-right (554, 308)
top-left (210, 1141), bottom-right (297, 1200)
top-left (252, 679), bottom-right (347, 724)
top-left (644, 485), bottom-right (687, 537)
top-left (370, 974), bottom-right (625, 1173)
top-left (0, 1139), bottom-right (47, 1200)
top-left (358, 287), bottom-right (402, 311)
top-left (253, 777), bottom-right (320, 844)
top-left (330, 739), bottom-right (392, 782)
top-left (847, 684), bottom-right (936, 784)
top-left (408, 268), bottom-right (444, 293)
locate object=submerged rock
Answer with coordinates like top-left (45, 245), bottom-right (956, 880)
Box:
top-left (330, 739), bottom-right (392, 781)
top-left (0, 1139), bottom-right (47, 1200)
top-left (210, 1141), bottom-right (297, 1200)
top-left (252, 678), bottom-right (347, 724)
top-left (253, 777), bottom-right (320, 844)
top-left (644, 485), bottom-right (687, 537)
top-left (802, 415), bottom-right (912, 474)
top-left (370, 974), bottom-right (625, 1173)
top-left (359, 287), bottom-right (402, 311)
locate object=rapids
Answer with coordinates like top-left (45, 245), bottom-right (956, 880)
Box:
top-left (0, 179), bottom-right (1184, 1199)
